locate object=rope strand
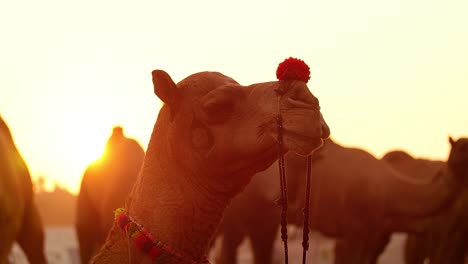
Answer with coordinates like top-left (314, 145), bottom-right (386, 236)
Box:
top-left (302, 155), bottom-right (312, 264)
top-left (277, 115), bottom-right (289, 264)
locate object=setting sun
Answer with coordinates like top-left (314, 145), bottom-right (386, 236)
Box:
top-left (63, 126), bottom-right (106, 176)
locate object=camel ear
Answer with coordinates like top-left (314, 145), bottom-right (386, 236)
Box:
top-left (449, 136), bottom-right (455, 146)
top-left (152, 70), bottom-right (179, 106)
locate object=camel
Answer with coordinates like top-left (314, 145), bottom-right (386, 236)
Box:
top-left (404, 192), bottom-right (468, 264)
top-left (383, 137), bottom-right (468, 264)
top-left (90, 62), bottom-right (330, 263)
top-left (76, 126), bottom-right (145, 263)
top-left (0, 116), bottom-right (47, 264)
top-left (215, 138), bottom-right (467, 264)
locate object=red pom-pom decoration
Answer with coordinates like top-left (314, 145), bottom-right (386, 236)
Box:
top-left (276, 57), bottom-right (310, 83)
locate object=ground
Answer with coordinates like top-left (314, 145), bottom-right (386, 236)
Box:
top-left (9, 227), bottom-right (409, 264)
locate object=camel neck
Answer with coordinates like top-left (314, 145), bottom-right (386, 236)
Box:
top-left (385, 163), bottom-right (462, 220)
top-left (124, 156), bottom-right (230, 263)
top-left (450, 162), bottom-right (468, 184)
top-left (91, 122), bottom-right (256, 264)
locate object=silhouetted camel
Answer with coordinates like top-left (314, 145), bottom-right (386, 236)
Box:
top-left (76, 126), bottom-right (145, 263)
top-left (215, 138), bottom-right (467, 264)
top-left (90, 66), bottom-right (330, 263)
top-left (384, 138), bottom-right (468, 264)
top-left (0, 116), bottom-right (47, 264)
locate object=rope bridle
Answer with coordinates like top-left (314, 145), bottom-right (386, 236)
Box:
top-left (275, 86), bottom-right (313, 264)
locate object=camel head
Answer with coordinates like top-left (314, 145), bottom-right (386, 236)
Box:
top-left (448, 136), bottom-right (468, 180)
top-left (149, 66), bottom-right (329, 193)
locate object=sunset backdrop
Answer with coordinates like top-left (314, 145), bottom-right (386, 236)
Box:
top-left (1, 0), bottom-right (467, 194)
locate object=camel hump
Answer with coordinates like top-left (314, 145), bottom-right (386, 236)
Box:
top-left (0, 115), bottom-right (8, 134)
top-left (0, 116), bottom-right (33, 194)
top-left (383, 150), bottom-right (446, 183)
top-left (382, 150), bottom-right (413, 163)
top-left (0, 116), bottom-right (16, 149)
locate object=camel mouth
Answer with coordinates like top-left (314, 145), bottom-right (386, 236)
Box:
top-left (284, 131), bottom-right (324, 156)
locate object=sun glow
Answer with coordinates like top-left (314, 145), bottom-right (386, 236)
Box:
top-left (67, 133), bottom-right (105, 172)
top-left (5, 83), bottom-right (140, 195)
top-left (1, 0), bottom-right (467, 196)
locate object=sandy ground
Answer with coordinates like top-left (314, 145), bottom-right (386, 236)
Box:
top-left (9, 226), bottom-right (408, 264)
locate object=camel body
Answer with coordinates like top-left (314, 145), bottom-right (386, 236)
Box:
top-left (404, 190), bottom-right (468, 264)
top-left (90, 67), bottom-right (329, 263)
top-left (0, 116), bottom-right (47, 264)
top-left (76, 127), bottom-right (145, 263)
top-left (383, 139), bottom-right (468, 264)
top-left (215, 138), bottom-right (467, 264)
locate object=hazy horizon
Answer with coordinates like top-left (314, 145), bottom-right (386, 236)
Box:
top-left (1, 0), bottom-right (467, 194)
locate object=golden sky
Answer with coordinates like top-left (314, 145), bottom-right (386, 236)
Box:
top-left (1, 0), bottom-right (467, 194)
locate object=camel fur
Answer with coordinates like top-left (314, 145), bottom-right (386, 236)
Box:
top-left (89, 69), bottom-right (330, 263)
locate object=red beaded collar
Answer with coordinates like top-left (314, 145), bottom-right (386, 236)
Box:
top-left (114, 208), bottom-right (210, 264)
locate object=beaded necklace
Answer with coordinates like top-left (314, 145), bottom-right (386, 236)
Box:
top-left (114, 208), bottom-right (210, 264)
